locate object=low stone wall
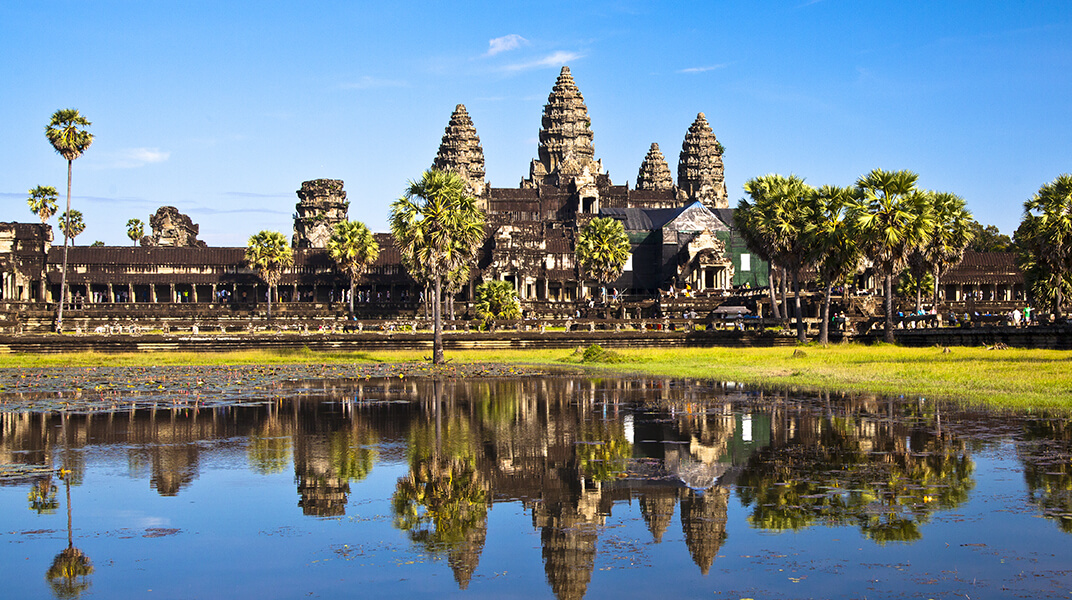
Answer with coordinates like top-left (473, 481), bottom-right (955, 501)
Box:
top-left (0, 324), bottom-right (1067, 354)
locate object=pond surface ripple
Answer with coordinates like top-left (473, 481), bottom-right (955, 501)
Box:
top-left (2, 371), bottom-right (1071, 599)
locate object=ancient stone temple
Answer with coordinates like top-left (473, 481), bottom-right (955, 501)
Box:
top-left (0, 64), bottom-right (769, 323)
top-left (636, 143), bottom-right (674, 192)
top-left (527, 66), bottom-right (602, 189)
top-left (677, 113), bottom-right (728, 209)
top-left (432, 104), bottom-right (487, 198)
top-left (464, 66), bottom-right (757, 302)
top-left (142, 206), bottom-right (206, 248)
top-left (293, 179), bottom-right (349, 249)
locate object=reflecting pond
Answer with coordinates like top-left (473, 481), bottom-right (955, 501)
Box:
top-left (3, 373), bottom-right (1072, 599)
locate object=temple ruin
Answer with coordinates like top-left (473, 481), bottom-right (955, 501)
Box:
top-left (0, 65), bottom-right (1026, 331)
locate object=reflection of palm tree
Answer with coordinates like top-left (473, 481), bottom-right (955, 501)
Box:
top-left (46, 470), bottom-right (92, 598)
top-left (28, 475), bottom-right (59, 514)
top-left (1019, 418), bottom-right (1072, 533)
top-left (738, 410), bottom-right (974, 544)
top-left (392, 380), bottom-right (490, 588)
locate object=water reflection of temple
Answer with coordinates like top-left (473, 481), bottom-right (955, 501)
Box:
top-left (0, 377), bottom-right (990, 600)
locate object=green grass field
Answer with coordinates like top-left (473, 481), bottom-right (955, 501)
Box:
top-left (3, 344), bottom-right (1069, 410)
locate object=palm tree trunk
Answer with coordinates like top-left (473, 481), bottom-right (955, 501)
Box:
top-left (933, 266), bottom-right (941, 310)
top-left (349, 281), bottom-right (355, 317)
top-left (884, 273), bottom-right (895, 344)
top-left (433, 273), bottom-right (444, 364)
top-left (792, 268), bottom-right (805, 342)
top-left (915, 282), bottom-right (922, 313)
top-left (55, 159), bottom-right (72, 332)
top-left (267, 284), bottom-right (273, 319)
top-left (767, 269), bottom-right (781, 320)
top-left (820, 279), bottom-right (833, 345)
top-left (779, 268), bottom-right (788, 325)
top-left (1056, 283), bottom-right (1064, 321)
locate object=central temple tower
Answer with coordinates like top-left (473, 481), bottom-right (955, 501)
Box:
top-left (525, 66), bottom-right (604, 191)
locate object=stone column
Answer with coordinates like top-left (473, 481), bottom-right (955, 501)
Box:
top-left (169, 283), bottom-right (176, 303)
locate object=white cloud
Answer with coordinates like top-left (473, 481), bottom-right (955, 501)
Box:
top-left (501, 51), bottom-right (583, 73)
top-left (341, 76), bottom-right (407, 90)
top-left (90, 147), bottom-right (171, 169)
top-left (678, 64), bottom-right (727, 74)
top-left (485, 34), bottom-right (528, 56)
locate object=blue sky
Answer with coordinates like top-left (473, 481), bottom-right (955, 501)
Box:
top-left (2, 1), bottom-right (1069, 246)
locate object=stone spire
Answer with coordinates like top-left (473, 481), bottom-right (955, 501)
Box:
top-left (534, 66), bottom-right (599, 180)
top-left (677, 113), bottom-right (727, 209)
top-left (292, 179), bottom-right (349, 249)
top-left (636, 143), bottom-right (674, 191)
top-left (432, 104), bottom-right (487, 197)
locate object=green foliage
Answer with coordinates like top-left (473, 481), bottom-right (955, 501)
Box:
top-left (390, 169), bottom-right (485, 363)
top-left (245, 230), bottom-right (294, 317)
top-left (45, 109), bottom-right (93, 161)
top-left (577, 420), bottom-right (632, 482)
top-left (27, 185), bottom-right (58, 224)
top-left (896, 271), bottom-right (934, 299)
top-left (851, 169), bottom-right (934, 341)
top-left (327, 220), bottom-right (380, 314)
top-left (563, 344), bottom-right (626, 364)
top-left (474, 280), bottom-right (521, 328)
top-left (90, 241), bottom-right (104, 247)
top-left (968, 220), bottom-right (1012, 252)
top-left (126, 218), bottom-right (144, 245)
top-left (1018, 174), bottom-right (1072, 317)
top-left (576, 216), bottom-right (630, 285)
top-left (58, 210), bottom-right (85, 240)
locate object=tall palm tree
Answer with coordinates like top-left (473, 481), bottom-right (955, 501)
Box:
top-left (743, 174), bottom-right (814, 342)
top-left (851, 169), bottom-right (934, 343)
top-left (45, 109), bottom-right (93, 332)
top-left (805, 185), bottom-right (862, 344)
top-left (327, 220), bottom-right (380, 316)
top-left (27, 186), bottom-right (59, 225)
top-left (390, 169), bottom-right (485, 364)
top-left (922, 192), bottom-right (974, 310)
top-left (575, 216), bottom-right (630, 297)
top-left (1020, 174), bottom-right (1072, 319)
top-left (245, 230), bottom-right (294, 318)
top-left (58, 210), bottom-right (85, 242)
top-left (126, 218), bottom-right (144, 246)
top-left (734, 196), bottom-right (780, 320)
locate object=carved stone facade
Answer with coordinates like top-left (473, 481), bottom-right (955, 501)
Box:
top-left (432, 104), bottom-right (487, 198)
top-left (636, 143), bottom-right (674, 192)
top-left (0, 223), bottom-right (51, 301)
top-left (0, 65), bottom-right (767, 315)
top-left (677, 113), bottom-right (727, 209)
top-left (142, 206), bottom-right (206, 248)
top-left (293, 179), bottom-right (349, 249)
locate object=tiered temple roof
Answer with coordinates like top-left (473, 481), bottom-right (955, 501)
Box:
top-left (530, 66), bottom-right (601, 185)
top-left (432, 104), bottom-right (487, 197)
top-left (678, 113), bottom-right (728, 209)
top-left (636, 143), bottom-right (674, 191)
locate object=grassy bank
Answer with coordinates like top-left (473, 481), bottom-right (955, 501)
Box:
top-left (3, 344), bottom-right (1069, 410)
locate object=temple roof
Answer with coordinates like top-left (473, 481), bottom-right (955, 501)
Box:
top-left (601, 201), bottom-right (729, 233)
top-left (536, 66), bottom-right (598, 178)
top-left (943, 251), bottom-right (1023, 285)
top-left (432, 104), bottom-right (486, 196)
top-left (636, 143), bottom-right (674, 191)
top-left (678, 113), bottom-right (727, 209)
